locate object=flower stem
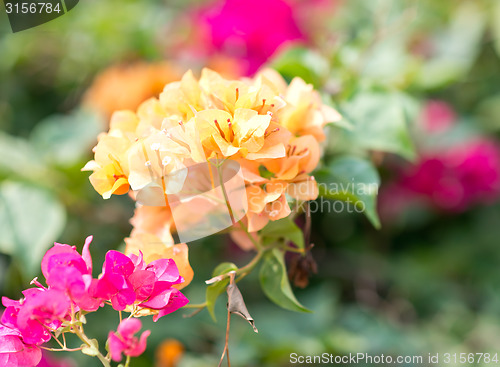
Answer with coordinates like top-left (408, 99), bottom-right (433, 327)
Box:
top-left (183, 302), bottom-right (207, 309)
top-left (235, 250), bottom-right (264, 281)
top-left (74, 326), bottom-right (111, 367)
top-left (40, 346), bottom-right (83, 352)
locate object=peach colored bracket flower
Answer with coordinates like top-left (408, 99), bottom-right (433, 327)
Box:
top-left (82, 67), bottom-right (340, 254)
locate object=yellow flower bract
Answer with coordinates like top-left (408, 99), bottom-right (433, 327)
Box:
top-left (83, 67), bottom-right (340, 250)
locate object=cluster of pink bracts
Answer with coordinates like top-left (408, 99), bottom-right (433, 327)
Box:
top-left (0, 236), bottom-right (189, 366)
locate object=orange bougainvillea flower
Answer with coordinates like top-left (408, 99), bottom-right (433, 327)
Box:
top-left (195, 108), bottom-right (286, 159)
top-left (84, 67), bottom-right (340, 252)
top-left (124, 206), bottom-right (193, 289)
top-left (84, 61), bottom-right (182, 119)
top-left (155, 339), bottom-right (184, 367)
top-left (257, 69), bottom-right (341, 142)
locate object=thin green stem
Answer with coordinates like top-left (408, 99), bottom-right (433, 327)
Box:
top-left (62, 332), bottom-right (67, 348)
top-left (183, 302), bottom-right (207, 309)
top-left (236, 221), bottom-right (261, 250)
top-left (41, 346), bottom-right (83, 352)
top-left (235, 250), bottom-right (264, 280)
top-left (215, 155), bottom-right (236, 224)
top-left (74, 326), bottom-right (111, 367)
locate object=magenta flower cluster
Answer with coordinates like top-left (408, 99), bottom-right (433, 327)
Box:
top-left (0, 236), bottom-right (189, 367)
top-left (199, 0), bottom-right (305, 74)
top-left (379, 101), bottom-right (500, 220)
top-left (401, 139), bottom-right (500, 211)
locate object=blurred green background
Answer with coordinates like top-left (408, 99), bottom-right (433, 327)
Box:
top-left (1, 0), bottom-right (500, 366)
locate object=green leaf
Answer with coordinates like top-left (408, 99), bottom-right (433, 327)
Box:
top-left (258, 165), bottom-right (276, 180)
top-left (260, 218), bottom-right (304, 249)
top-left (315, 156), bottom-right (381, 228)
top-left (270, 46), bottom-right (329, 87)
top-left (321, 94), bottom-right (353, 131)
top-left (30, 109), bottom-right (104, 167)
top-left (0, 182), bottom-right (66, 275)
top-left (81, 339), bottom-right (99, 357)
top-left (54, 326), bottom-right (71, 339)
top-left (0, 132), bottom-right (50, 182)
top-left (206, 262), bottom-right (238, 321)
top-left (416, 2), bottom-right (485, 89)
top-left (494, 1), bottom-right (500, 58)
top-left (338, 92), bottom-right (416, 160)
top-left (259, 249), bottom-right (311, 313)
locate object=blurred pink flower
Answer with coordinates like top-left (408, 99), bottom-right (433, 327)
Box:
top-left (420, 100), bottom-right (456, 133)
top-left (37, 351), bottom-right (76, 367)
top-left (108, 318), bottom-right (150, 362)
top-left (382, 139), bottom-right (500, 216)
top-left (0, 324), bottom-right (41, 367)
top-left (199, 0), bottom-right (305, 74)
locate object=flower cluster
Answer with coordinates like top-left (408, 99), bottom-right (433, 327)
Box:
top-left (380, 100), bottom-right (500, 218)
top-left (83, 69), bottom-right (340, 257)
top-left (399, 139), bottom-right (500, 211)
top-left (84, 61), bottom-right (182, 119)
top-left (0, 237), bottom-right (188, 367)
top-left (198, 0), bottom-right (305, 75)
top-left (178, 0), bottom-right (339, 76)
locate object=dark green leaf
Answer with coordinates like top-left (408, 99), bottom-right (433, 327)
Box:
top-left (260, 218), bottom-right (304, 249)
top-left (259, 249), bottom-right (311, 313)
top-left (316, 156), bottom-right (381, 228)
top-left (338, 92), bottom-right (415, 161)
top-left (206, 262), bottom-right (238, 321)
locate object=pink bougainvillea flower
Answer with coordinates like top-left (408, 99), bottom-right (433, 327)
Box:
top-left (199, 0), bottom-right (305, 75)
top-left (94, 251), bottom-right (137, 311)
top-left (17, 289), bottom-right (70, 345)
top-left (403, 139), bottom-right (500, 211)
top-left (139, 288), bottom-right (189, 322)
top-left (2, 288), bottom-right (70, 346)
top-left (0, 324), bottom-right (42, 367)
top-left (41, 237), bottom-right (102, 312)
top-left (420, 100), bottom-right (456, 133)
top-left (94, 249), bottom-right (188, 317)
top-left (144, 259), bottom-right (184, 286)
top-left (381, 139), bottom-right (500, 217)
top-left (1, 297), bottom-right (22, 330)
top-left (107, 318), bottom-right (150, 362)
top-left (41, 238), bottom-right (91, 281)
top-left (127, 257), bottom-right (189, 321)
top-left (37, 351), bottom-right (76, 367)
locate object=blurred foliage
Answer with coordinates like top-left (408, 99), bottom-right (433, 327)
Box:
top-left (0, 0), bottom-right (500, 366)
